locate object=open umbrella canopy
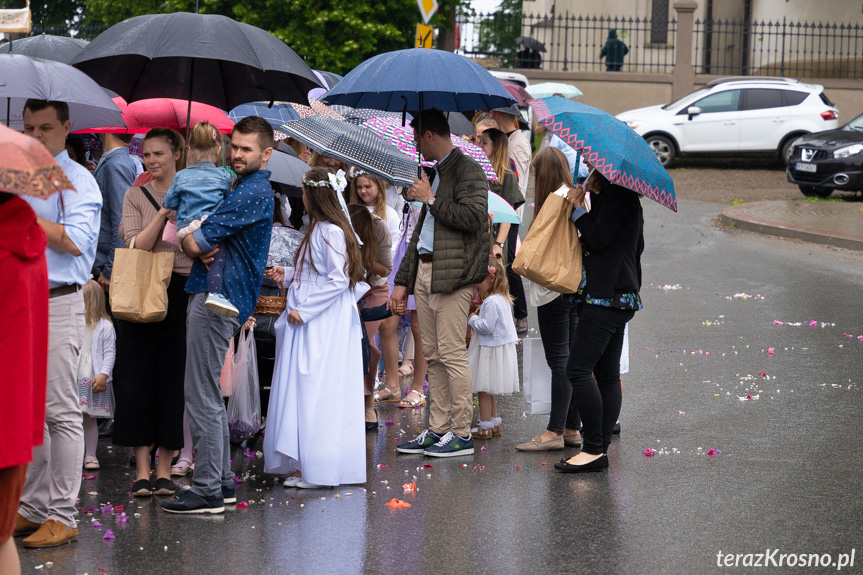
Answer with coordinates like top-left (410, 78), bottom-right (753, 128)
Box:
top-left (530, 97), bottom-right (677, 212)
top-left (0, 34), bottom-right (89, 64)
top-left (229, 102), bottom-right (301, 130)
top-left (321, 48), bottom-right (516, 112)
top-left (307, 69), bottom-right (343, 100)
top-left (363, 116), bottom-right (498, 182)
top-left (488, 190), bottom-right (521, 224)
top-left (0, 53), bottom-right (125, 132)
top-left (70, 12), bottom-right (322, 110)
top-left (498, 79), bottom-right (532, 106)
top-left (280, 116), bottom-right (417, 187)
top-left (515, 36), bottom-right (546, 52)
top-left (289, 99), bottom-right (345, 121)
top-left (79, 97), bottom-right (234, 134)
top-left (526, 82), bottom-right (583, 99)
top-left (267, 149), bottom-right (307, 196)
top-left (0, 122), bottom-right (73, 198)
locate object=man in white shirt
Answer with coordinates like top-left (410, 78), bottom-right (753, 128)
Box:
top-left (491, 105), bottom-right (531, 334)
top-left (15, 99), bottom-right (102, 549)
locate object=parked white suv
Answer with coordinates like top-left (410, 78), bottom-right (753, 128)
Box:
top-left (616, 77), bottom-right (839, 167)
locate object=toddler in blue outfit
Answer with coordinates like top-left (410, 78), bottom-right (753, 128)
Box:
top-left (163, 121), bottom-right (237, 316)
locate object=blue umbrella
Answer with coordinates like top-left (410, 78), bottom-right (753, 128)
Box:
top-left (228, 102), bottom-right (301, 131)
top-left (321, 48), bottom-right (515, 112)
top-left (530, 97), bottom-right (677, 212)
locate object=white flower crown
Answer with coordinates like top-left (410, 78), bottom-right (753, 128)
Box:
top-left (302, 169), bottom-right (348, 194)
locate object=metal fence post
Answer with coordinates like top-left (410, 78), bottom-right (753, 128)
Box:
top-left (563, 11), bottom-right (569, 71)
top-left (781, 17), bottom-right (786, 77)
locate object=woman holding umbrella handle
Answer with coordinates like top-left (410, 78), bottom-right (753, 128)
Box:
top-left (554, 166), bottom-right (644, 474)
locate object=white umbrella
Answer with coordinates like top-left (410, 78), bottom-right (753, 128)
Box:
top-left (526, 82), bottom-right (583, 99)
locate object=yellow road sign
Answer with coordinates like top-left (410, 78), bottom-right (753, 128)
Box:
top-left (416, 23), bottom-right (433, 49)
top-left (417, 0), bottom-right (439, 25)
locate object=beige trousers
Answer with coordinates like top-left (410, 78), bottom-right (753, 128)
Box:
top-left (19, 291), bottom-right (85, 529)
top-left (413, 261), bottom-right (474, 437)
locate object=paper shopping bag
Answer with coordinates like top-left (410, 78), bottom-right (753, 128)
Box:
top-left (522, 338), bottom-right (552, 414)
top-left (512, 193), bottom-right (582, 293)
top-left (109, 236), bottom-right (173, 323)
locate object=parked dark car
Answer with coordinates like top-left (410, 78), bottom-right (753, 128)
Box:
top-left (787, 113), bottom-right (863, 197)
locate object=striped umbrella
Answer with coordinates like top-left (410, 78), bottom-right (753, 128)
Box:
top-left (362, 116), bottom-right (498, 182)
top-left (280, 115), bottom-right (417, 187)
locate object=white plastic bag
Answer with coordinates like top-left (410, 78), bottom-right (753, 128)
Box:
top-left (522, 338), bottom-right (552, 414)
top-left (227, 328), bottom-right (261, 444)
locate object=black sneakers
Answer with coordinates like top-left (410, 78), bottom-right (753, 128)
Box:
top-left (160, 490), bottom-right (225, 514)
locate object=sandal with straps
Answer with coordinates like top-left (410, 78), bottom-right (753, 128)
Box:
top-left (373, 388), bottom-right (402, 404)
top-left (398, 389), bottom-right (426, 408)
top-left (397, 363), bottom-right (414, 379)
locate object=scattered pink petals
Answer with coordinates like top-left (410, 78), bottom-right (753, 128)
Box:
top-left (101, 504), bottom-right (113, 514)
top-left (112, 505), bottom-right (123, 513)
top-left (423, 464), bottom-right (433, 468)
top-left (809, 320), bottom-right (818, 326)
top-left (377, 464), bottom-right (388, 469)
top-left (480, 445), bottom-right (486, 451)
top-left (773, 320), bottom-right (784, 325)
top-left (385, 417), bottom-right (394, 426)
top-left (643, 448), bottom-right (656, 456)
top-left (92, 520), bottom-right (103, 528)
top-left (766, 347), bottom-right (775, 355)
top-left (83, 474), bottom-right (97, 480)
top-left (707, 449), bottom-right (717, 455)
top-left (235, 501), bottom-right (249, 508)
top-left (759, 371), bottom-right (766, 377)
top-left (459, 464), bottom-right (469, 468)
top-left (102, 529), bottom-right (115, 540)
top-left (233, 476), bottom-right (244, 484)
top-left (116, 513), bottom-right (128, 524)
top-left (243, 448), bottom-right (255, 458)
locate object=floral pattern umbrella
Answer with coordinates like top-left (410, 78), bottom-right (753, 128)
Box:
top-left (0, 123), bottom-right (73, 198)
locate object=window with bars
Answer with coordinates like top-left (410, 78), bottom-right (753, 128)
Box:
top-left (651, 0), bottom-right (670, 44)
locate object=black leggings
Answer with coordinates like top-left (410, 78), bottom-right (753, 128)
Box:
top-left (566, 303), bottom-right (634, 454)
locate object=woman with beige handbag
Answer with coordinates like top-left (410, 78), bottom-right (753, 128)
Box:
top-left (112, 129), bottom-right (193, 497)
top-left (515, 147), bottom-right (584, 452)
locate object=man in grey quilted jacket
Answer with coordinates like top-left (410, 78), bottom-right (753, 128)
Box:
top-left (389, 109), bottom-right (489, 458)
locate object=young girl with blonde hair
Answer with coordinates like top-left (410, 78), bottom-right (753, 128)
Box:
top-left (78, 280), bottom-right (116, 470)
top-left (468, 255), bottom-right (519, 439)
top-left (162, 121), bottom-right (236, 316)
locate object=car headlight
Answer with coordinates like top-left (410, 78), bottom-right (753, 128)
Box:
top-left (833, 144), bottom-right (863, 159)
top-left (623, 120), bottom-right (641, 130)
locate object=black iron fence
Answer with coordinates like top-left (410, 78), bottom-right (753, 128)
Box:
top-left (693, 18), bottom-right (863, 79)
top-left (457, 12), bottom-right (677, 73)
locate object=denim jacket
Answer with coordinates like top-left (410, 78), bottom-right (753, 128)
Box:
top-left (163, 162), bottom-right (234, 230)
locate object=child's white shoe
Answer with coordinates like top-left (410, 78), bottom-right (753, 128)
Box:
top-left (205, 293), bottom-right (239, 318)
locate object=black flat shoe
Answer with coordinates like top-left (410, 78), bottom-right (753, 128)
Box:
top-left (554, 454), bottom-right (608, 473)
top-left (366, 421), bottom-right (378, 431)
top-left (132, 479), bottom-right (154, 497)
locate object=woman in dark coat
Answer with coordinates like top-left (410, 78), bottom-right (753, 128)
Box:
top-left (555, 167), bottom-right (643, 473)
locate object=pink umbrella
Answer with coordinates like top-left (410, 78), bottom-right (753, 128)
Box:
top-left (0, 123), bottom-right (73, 198)
top-left (363, 116), bottom-right (498, 182)
top-left (78, 97), bottom-right (234, 134)
top-left (498, 79), bottom-right (531, 106)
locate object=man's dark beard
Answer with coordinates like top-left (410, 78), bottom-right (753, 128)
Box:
top-left (234, 156), bottom-right (262, 176)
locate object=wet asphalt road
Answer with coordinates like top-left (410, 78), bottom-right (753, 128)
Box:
top-left (16, 199), bottom-right (863, 575)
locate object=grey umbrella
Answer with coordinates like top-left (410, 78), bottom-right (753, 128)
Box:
top-left (446, 111), bottom-right (475, 136)
top-left (515, 36), bottom-right (546, 52)
top-left (280, 116), bottom-right (417, 187)
top-left (267, 149), bottom-right (308, 197)
top-left (0, 34), bottom-right (89, 64)
top-left (0, 53), bottom-right (124, 132)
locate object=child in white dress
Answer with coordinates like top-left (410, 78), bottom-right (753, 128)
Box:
top-left (262, 167), bottom-right (367, 489)
top-left (468, 256), bottom-right (519, 439)
top-left (78, 280), bottom-right (116, 470)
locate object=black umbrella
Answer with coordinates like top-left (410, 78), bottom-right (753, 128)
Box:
top-left (0, 34), bottom-right (89, 64)
top-left (515, 36), bottom-right (546, 52)
top-left (70, 13), bottom-right (322, 111)
top-left (446, 111), bottom-right (475, 136)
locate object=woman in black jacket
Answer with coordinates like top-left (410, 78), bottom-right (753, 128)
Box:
top-left (555, 168), bottom-right (644, 473)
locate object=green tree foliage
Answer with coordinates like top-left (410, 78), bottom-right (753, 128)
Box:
top-left (474, 0), bottom-right (523, 68)
top-left (78, 0), bottom-right (466, 74)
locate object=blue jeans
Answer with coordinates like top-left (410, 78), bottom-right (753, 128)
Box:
top-left (566, 303), bottom-right (634, 454)
top-left (536, 294), bottom-right (580, 434)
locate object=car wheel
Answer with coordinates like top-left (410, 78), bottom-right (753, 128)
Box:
top-left (780, 137), bottom-right (800, 167)
top-left (646, 135), bottom-right (675, 168)
top-left (799, 185), bottom-right (833, 198)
